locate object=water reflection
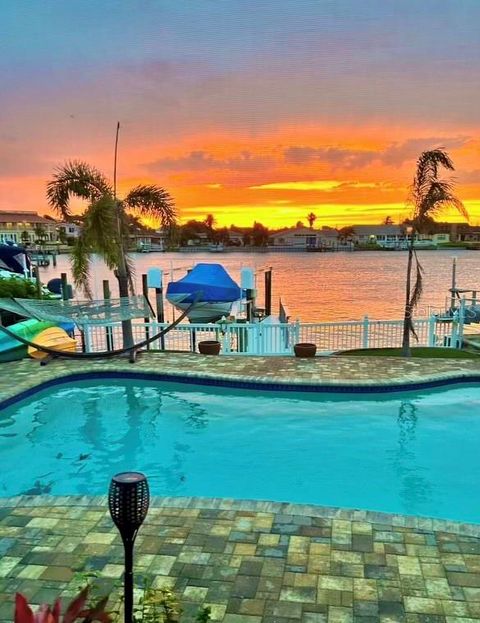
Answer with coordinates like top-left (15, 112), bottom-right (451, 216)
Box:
top-left (39, 250), bottom-right (479, 322)
top-left (164, 392), bottom-right (209, 430)
top-left (393, 400), bottom-right (432, 513)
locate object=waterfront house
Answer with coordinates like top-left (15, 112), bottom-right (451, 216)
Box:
top-left (269, 226), bottom-right (338, 250)
top-left (227, 230), bottom-right (245, 246)
top-left (58, 222), bottom-right (82, 240)
top-left (415, 232), bottom-right (450, 245)
top-left (351, 225), bottom-right (406, 248)
top-left (129, 229), bottom-right (169, 251)
top-left (0, 210), bottom-right (58, 245)
top-left (458, 229), bottom-right (480, 243)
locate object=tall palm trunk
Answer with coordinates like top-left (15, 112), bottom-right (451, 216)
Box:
top-left (115, 201), bottom-right (135, 351)
top-left (401, 238), bottom-right (414, 357)
top-left (116, 265), bottom-right (135, 351)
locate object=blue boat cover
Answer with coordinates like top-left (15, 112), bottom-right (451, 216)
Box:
top-left (166, 263), bottom-right (241, 303)
top-left (0, 243), bottom-right (31, 275)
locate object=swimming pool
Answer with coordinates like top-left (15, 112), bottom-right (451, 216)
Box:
top-left (1, 378), bottom-right (478, 523)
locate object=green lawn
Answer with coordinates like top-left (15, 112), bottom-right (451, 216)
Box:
top-left (337, 347), bottom-right (479, 359)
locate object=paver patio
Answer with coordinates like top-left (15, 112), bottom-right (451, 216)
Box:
top-left (1, 354), bottom-right (480, 621)
top-left (1, 497), bottom-right (480, 622)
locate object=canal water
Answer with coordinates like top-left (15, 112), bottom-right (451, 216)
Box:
top-left (39, 249), bottom-right (478, 322)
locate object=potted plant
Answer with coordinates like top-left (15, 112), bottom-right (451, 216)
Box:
top-left (294, 342), bottom-right (317, 358)
top-left (198, 340), bottom-right (221, 355)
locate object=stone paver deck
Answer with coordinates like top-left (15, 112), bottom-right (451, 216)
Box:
top-left (2, 352), bottom-right (480, 408)
top-left (2, 354), bottom-right (480, 621)
top-left (1, 497), bottom-right (480, 622)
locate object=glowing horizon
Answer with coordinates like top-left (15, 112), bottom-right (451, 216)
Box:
top-left (1, 1), bottom-right (479, 228)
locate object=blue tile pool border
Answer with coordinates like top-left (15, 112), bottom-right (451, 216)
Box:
top-left (2, 369), bottom-right (480, 410)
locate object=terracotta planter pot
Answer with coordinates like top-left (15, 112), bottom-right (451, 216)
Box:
top-left (294, 342), bottom-right (317, 358)
top-left (198, 340), bottom-right (221, 355)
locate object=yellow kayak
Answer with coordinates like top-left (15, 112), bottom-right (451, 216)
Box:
top-left (28, 327), bottom-right (77, 360)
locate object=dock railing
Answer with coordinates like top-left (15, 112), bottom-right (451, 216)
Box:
top-left (81, 312), bottom-right (463, 355)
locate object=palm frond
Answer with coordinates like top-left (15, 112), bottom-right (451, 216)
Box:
top-left (414, 186), bottom-right (465, 232)
top-left (70, 235), bottom-right (93, 299)
top-left (85, 197), bottom-right (121, 268)
top-left (408, 149), bottom-right (468, 232)
top-left (47, 161), bottom-right (113, 219)
top-left (125, 253), bottom-right (136, 295)
top-left (413, 149), bottom-right (455, 198)
top-left (123, 184), bottom-right (176, 228)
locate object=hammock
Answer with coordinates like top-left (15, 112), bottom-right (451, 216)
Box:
top-left (0, 296), bottom-right (152, 328)
top-left (0, 296), bottom-right (198, 363)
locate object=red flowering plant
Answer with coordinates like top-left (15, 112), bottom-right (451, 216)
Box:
top-left (14, 587), bottom-right (112, 623)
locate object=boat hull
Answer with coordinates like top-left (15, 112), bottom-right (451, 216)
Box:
top-left (167, 296), bottom-right (233, 323)
top-left (166, 263), bottom-right (241, 323)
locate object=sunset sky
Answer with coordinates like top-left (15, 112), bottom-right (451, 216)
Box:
top-left (1, 0), bottom-right (479, 228)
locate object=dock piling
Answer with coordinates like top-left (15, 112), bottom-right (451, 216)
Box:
top-left (142, 274), bottom-right (151, 350)
top-left (60, 273), bottom-right (69, 301)
top-left (34, 266), bottom-right (42, 299)
top-left (264, 267), bottom-right (272, 317)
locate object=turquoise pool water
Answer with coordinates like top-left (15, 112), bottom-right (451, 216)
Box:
top-left (0, 379), bottom-right (478, 523)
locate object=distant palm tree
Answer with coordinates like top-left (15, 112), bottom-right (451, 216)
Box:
top-left (401, 149), bottom-right (468, 356)
top-left (20, 230), bottom-right (30, 246)
top-left (47, 160), bottom-right (176, 348)
top-left (307, 212), bottom-right (317, 228)
top-left (34, 225), bottom-right (48, 244)
top-left (204, 213), bottom-right (216, 230)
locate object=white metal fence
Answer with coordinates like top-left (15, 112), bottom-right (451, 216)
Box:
top-left (81, 314), bottom-right (463, 355)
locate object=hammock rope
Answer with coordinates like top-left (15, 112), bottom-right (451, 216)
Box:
top-left (0, 297), bottom-right (199, 361)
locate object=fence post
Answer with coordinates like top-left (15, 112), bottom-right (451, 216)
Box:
top-left (293, 320), bottom-right (300, 352)
top-left (103, 280), bottom-right (114, 351)
top-left (362, 316), bottom-right (369, 349)
top-left (428, 314), bottom-right (436, 347)
top-left (83, 326), bottom-right (92, 353)
top-left (222, 326), bottom-right (231, 354)
top-left (456, 297), bottom-right (466, 348)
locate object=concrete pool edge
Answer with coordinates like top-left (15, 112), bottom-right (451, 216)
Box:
top-left (3, 362), bottom-right (480, 410)
top-left (1, 494), bottom-right (479, 538)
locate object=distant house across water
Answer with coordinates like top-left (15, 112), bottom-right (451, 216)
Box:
top-left (0, 211), bottom-right (58, 245)
top-left (57, 222), bottom-right (82, 240)
top-left (269, 226), bottom-right (340, 250)
top-left (351, 225), bottom-right (406, 248)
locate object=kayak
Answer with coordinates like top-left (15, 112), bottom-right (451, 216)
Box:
top-left (0, 319), bottom-right (55, 362)
top-left (28, 327), bottom-right (77, 360)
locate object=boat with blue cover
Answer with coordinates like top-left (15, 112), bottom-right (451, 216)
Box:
top-left (166, 263), bottom-right (241, 323)
top-left (0, 243), bottom-right (31, 278)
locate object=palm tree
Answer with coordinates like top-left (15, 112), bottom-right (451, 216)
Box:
top-left (204, 213), bottom-right (216, 241)
top-left (34, 225), bottom-right (48, 245)
top-left (307, 212), bottom-right (317, 228)
top-left (401, 149), bottom-right (468, 356)
top-left (47, 160), bottom-right (176, 348)
top-left (20, 230), bottom-right (30, 246)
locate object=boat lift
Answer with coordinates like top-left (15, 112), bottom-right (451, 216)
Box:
top-left (447, 256), bottom-right (480, 325)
